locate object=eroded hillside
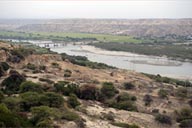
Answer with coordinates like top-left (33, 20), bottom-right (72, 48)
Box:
top-left (0, 41), bottom-right (192, 128)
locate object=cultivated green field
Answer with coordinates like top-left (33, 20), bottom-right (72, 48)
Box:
top-left (0, 31), bottom-right (141, 43)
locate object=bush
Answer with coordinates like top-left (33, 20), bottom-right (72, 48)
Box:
top-left (64, 69), bottom-right (72, 77)
top-left (79, 85), bottom-right (100, 100)
top-left (25, 63), bottom-right (37, 70)
top-left (176, 108), bottom-right (192, 122)
top-left (158, 89), bottom-right (168, 99)
top-left (111, 122), bottom-right (140, 128)
top-left (188, 100), bottom-right (192, 108)
top-left (31, 106), bottom-right (62, 126)
top-left (39, 92), bottom-right (64, 108)
top-left (38, 78), bottom-right (54, 84)
top-left (51, 62), bottom-right (60, 68)
top-left (54, 81), bottom-right (80, 96)
top-left (20, 92), bottom-right (41, 111)
top-left (0, 62), bottom-right (10, 71)
top-left (0, 91), bottom-right (4, 102)
top-left (67, 94), bottom-right (80, 108)
top-left (1, 70), bottom-right (26, 94)
top-left (101, 82), bottom-right (118, 99)
top-left (143, 94), bottom-right (153, 106)
top-left (0, 103), bottom-right (31, 127)
top-left (155, 114), bottom-right (172, 125)
top-left (179, 119), bottom-right (192, 128)
top-left (61, 111), bottom-right (80, 121)
top-left (20, 81), bottom-right (43, 93)
top-left (2, 97), bottom-right (21, 112)
top-left (124, 82), bottom-right (135, 90)
top-left (116, 93), bottom-right (137, 102)
top-left (176, 88), bottom-right (188, 98)
top-left (39, 65), bottom-right (46, 70)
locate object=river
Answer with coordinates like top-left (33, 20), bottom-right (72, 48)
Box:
top-left (2, 39), bottom-right (192, 81)
top-left (50, 44), bottom-right (192, 81)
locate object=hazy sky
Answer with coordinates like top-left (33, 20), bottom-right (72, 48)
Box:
top-left (0, 0), bottom-right (192, 19)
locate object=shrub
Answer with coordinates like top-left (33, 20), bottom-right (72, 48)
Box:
top-left (64, 69), bottom-right (72, 77)
top-left (54, 81), bottom-right (80, 96)
top-left (124, 82), bottom-right (135, 90)
top-left (51, 62), bottom-right (60, 68)
top-left (179, 119), bottom-right (192, 128)
top-left (31, 106), bottom-right (62, 126)
top-left (0, 91), bottom-right (4, 102)
top-left (0, 103), bottom-right (31, 127)
top-left (20, 92), bottom-right (42, 111)
top-left (25, 63), bottom-right (36, 70)
top-left (188, 100), bottom-right (192, 108)
top-left (0, 62), bottom-right (10, 71)
top-left (61, 111), bottom-right (80, 121)
top-left (111, 122), bottom-right (140, 128)
top-left (176, 108), bottom-right (192, 122)
top-left (143, 94), bottom-right (153, 106)
top-left (38, 78), bottom-right (54, 84)
top-left (176, 88), bottom-right (188, 98)
top-left (1, 70), bottom-right (26, 94)
top-left (0, 65), bottom-right (5, 77)
top-left (39, 65), bottom-right (46, 70)
top-left (67, 94), bottom-right (80, 108)
top-left (39, 92), bottom-right (64, 108)
top-left (116, 93), bottom-right (137, 102)
top-left (155, 114), bottom-right (172, 125)
top-left (20, 81), bottom-right (43, 93)
top-left (158, 89), bottom-right (168, 99)
top-left (101, 82), bottom-right (118, 99)
top-left (79, 85), bottom-right (100, 100)
top-left (2, 97), bottom-right (21, 112)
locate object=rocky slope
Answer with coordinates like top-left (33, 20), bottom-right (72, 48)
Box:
top-left (0, 41), bottom-right (192, 128)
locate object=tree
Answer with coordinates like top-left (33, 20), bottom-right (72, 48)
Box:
top-left (20, 81), bottom-right (43, 93)
top-left (67, 94), bottom-right (80, 108)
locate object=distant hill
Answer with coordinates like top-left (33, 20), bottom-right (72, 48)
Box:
top-left (0, 19), bottom-right (192, 38)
